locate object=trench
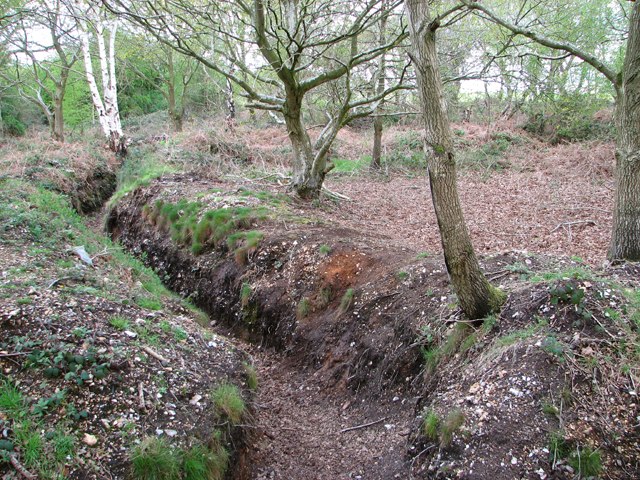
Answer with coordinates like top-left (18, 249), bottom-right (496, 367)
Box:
top-left (101, 181), bottom-right (440, 479)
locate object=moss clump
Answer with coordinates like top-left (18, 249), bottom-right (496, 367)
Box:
top-left (240, 282), bottom-right (252, 308)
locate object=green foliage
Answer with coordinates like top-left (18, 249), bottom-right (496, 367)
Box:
top-left (243, 362), bottom-right (258, 391)
top-left (182, 442), bottom-right (229, 480)
top-left (339, 288), bottom-right (355, 313)
top-left (422, 410), bottom-right (440, 441)
top-left (137, 297), bottom-right (163, 311)
top-left (421, 408), bottom-right (465, 448)
top-left (331, 156), bottom-right (370, 174)
top-left (210, 383), bottom-right (245, 425)
top-left (386, 131), bottom-right (424, 169)
top-left (0, 100), bottom-right (26, 136)
top-left (109, 316), bottom-right (130, 330)
top-left (297, 298), bottom-right (311, 319)
top-left (148, 199), bottom-right (266, 260)
top-left (568, 446), bottom-right (602, 477)
top-left (318, 244), bottom-right (331, 256)
top-left (131, 437), bottom-right (181, 480)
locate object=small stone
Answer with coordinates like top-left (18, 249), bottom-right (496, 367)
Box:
top-left (165, 429), bottom-right (178, 437)
top-left (511, 457), bottom-right (517, 465)
top-left (124, 330), bottom-right (137, 338)
top-left (190, 394), bottom-right (202, 405)
top-left (83, 433), bottom-right (98, 446)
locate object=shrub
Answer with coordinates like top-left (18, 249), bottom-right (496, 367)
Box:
top-left (422, 410), bottom-right (439, 441)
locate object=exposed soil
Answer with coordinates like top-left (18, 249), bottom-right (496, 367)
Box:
top-left (107, 128), bottom-right (638, 479)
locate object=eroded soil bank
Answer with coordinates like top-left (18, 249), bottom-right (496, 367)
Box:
top-left (108, 173), bottom-right (640, 479)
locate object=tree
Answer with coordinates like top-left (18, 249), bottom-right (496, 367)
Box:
top-left (120, 35), bottom-right (196, 132)
top-left (1, 0), bottom-right (79, 142)
top-left (371, 0), bottom-right (389, 170)
top-left (461, 0), bottom-right (640, 261)
top-left (105, 0), bottom-right (409, 198)
top-left (405, 0), bottom-right (505, 319)
top-left (73, 1), bottom-right (125, 154)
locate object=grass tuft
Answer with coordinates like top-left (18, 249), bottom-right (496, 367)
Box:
top-left (131, 437), bottom-right (180, 480)
top-left (210, 383), bottom-right (245, 425)
top-left (339, 288), bottom-right (355, 313)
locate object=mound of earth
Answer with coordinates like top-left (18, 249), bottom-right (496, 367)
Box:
top-left (108, 173), bottom-right (639, 479)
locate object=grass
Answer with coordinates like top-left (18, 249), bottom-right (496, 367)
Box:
top-left (297, 298), bottom-right (311, 319)
top-left (497, 317), bottom-right (548, 347)
top-left (0, 381), bottom-right (25, 416)
top-left (422, 410), bottom-right (439, 440)
top-left (240, 282), bottom-right (252, 307)
top-left (131, 437), bottom-right (180, 480)
top-left (318, 244), bottom-right (331, 256)
top-left (339, 288), bottom-right (355, 313)
top-left (147, 199), bottom-right (267, 260)
top-left (109, 316), bottom-right (130, 331)
top-left (421, 408), bottom-right (465, 448)
top-left (137, 297), bottom-right (163, 311)
top-left (182, 442), bottom-right (229, 480)
top-left (108, 148), bottom-right (178, 209)
top-left (243, 362), bottom-right (258, 391)
top-left (210, 383), bottom-right (245, 425)
top-left (331, 156), bottom-right (371, 174)
top-left (568, 446), bottom-right (602, 477)
top-left (439, 409), bottom-right (465, 448)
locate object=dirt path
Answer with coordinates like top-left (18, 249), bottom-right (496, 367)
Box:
top-left (248, 350), bottom-right (413, 480)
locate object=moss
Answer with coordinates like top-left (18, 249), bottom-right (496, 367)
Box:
top-left (297, 298), bottom-right (311, 319)
top-left (487, 284), bottom-right (507, 312)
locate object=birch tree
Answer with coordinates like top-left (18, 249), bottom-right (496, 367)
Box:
top-left (405, 0), bottom-right (505, 319)
top-left (74, 1), bottom-right (125, 154)
top-left (461, 0), bottom-right (640, 261)
top-left (105, 0), bottom-right (409, 198)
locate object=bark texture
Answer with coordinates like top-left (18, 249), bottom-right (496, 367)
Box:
top-left (406, 0), bottom-right (505, 319)
top-left (609, 3), bottom-right (640, 261)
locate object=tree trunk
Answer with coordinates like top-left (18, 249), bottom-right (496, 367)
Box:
top-left (371, 0), bottom-right (388, 171)
top-left (406, 0), bottom-right (505, 319)
top-left (284, 87), bottom-right (326, 198)
top-left (52, 80), bottom-right (66, 142)
top-left (609, 3), bottom-right (640, 261)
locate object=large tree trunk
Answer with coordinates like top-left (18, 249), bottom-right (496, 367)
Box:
top-left (609, 3), bottom-right (640, 261)
top-left (406, 0), bottom-right (505, 319)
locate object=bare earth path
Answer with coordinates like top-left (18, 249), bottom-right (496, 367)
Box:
top-left (249, 350), bottom-right (413, 480)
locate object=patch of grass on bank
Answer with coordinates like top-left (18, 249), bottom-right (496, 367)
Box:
top-left (108, 148), bottom-right (178, 208)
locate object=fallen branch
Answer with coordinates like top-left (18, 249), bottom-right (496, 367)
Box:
top-left (322, 186), bottom-right (351, 201)
top-left (141, 346), bottom-right (169, 366)
top-left (10, 454), bottom-right (37, 480)
top-left (340, 416), bottom-right (388, 434)
top-left (550, 220), bottom-right (596, 234)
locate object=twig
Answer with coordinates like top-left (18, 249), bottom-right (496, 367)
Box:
top-left (141, 346), bottom-right (169, 366)
top-left (138, 382), bottom-right (146, 410)
top-left (47, 276), bottom-right (78, 289)
top-left (550, 220), bottom-right (596, 234)
top-left (9, 454), bottom-right (36, 480)
top-left (0, 352), bottom-right (31, 357)
top-left (340, 416), bottom-right (388, 433)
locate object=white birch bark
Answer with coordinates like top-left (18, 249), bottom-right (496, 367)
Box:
top-left (77, 6), bottom-right (125, 154)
